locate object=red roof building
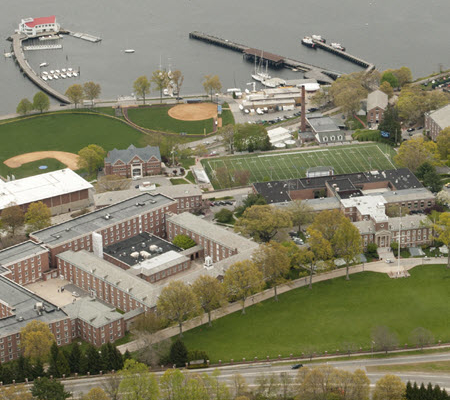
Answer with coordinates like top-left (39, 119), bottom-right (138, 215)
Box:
top-left (19, 16), bottom-right (60, 37)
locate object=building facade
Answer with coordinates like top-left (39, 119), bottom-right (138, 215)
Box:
top-left (18, 16), bottom-right (60, 37)
top-left (367, 90), bottom-right (388, 126)
top-left (425, 104), bottom-right (450, 141)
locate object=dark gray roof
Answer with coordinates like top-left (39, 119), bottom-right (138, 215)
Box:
top-left (0, 241), bottom-right (47, 267)
top-left (0, 276), bottom-right (68, 337)
top-left (105, 145), bottom-right (161, 164)
top-left (31, 193), bottom-right (175, 246)
top-left (307, 116), bottom-right (340, 133)
top-left (427, 104), bottom-right (450, 129)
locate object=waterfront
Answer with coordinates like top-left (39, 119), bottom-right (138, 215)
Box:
top-left (1, 0), bottom-right (449, 114)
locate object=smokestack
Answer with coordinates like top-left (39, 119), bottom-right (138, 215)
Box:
top-left (301, 85), bottom-right (306, 132)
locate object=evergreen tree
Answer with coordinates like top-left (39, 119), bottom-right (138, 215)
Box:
top-left (86, 344), bottom-right (102, 375)
top-left (69, 343), bottom-right (82, 373)
top-left (48, 342), bottom-right (59, 378)
top-left (31, 377), bottom-right (71, 400)
top-left (112, 344), bottom-right (124, 371)
top-left (16, 355), bottom-right (33, 382)
top-left (100, 343), bottom-right (111, 371)
top-left (56, 351), bottom-right (70, 377)
top-left (79, 353), bottom-right (89, 375)
top-left (123, 349), bottom-right (132, 362)
top-left (378, 105), bottom-right (401, 145)
top-left (33, 358), bottom-right (45, 378)
top-left (1, 363), bottom-right (14, 384)
top-left (168, 339), bottom-right (188, 367)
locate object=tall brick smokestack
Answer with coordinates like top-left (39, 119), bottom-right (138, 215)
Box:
top-left (301, 85), bottom-right (306, 132)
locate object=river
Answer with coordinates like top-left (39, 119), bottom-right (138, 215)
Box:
top-left (1, 0), bottom-right (449, 115)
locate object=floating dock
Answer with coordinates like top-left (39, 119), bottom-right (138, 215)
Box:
top-left (311, 39), bottom-right (375, 73)
top-left (189, 31), bottom-right (341, 84)
top-left (23, 44), bottom-right (63, 51)
top-left (68, 31), bottom-right (102, 43)
top-left (11, 33), bottom-right (71, 104)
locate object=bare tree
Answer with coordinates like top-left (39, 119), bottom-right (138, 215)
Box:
top-left (371, 326), bottom-right (399, 354)
top-left (101, 373), bottom-right (122, 400)
top-left (409, 327), bottom-right (434, 350)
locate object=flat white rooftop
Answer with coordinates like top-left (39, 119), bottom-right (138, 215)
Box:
top-left (341, 195), bottom-right (387, 223)
top-left (0, 169), bottom-right (92, 210)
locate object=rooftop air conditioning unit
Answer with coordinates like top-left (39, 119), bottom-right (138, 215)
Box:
top-left (130, 252), bottom-right (140, 259)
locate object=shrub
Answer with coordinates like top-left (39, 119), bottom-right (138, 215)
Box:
top-left (169, 339), bottom-right (188, 368)
top-left (188, 350), bottom-right (209, 363)
top-left (366, 243), bottom-right (378, 259)
top-left (173, 234), bottom-right (196, 250)
top-left (214, 208), bottom-right (234, 223)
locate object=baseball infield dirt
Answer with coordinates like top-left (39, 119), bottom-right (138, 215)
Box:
top-left (4, 151), bottom-right (80, 170)
top-left (168, 103), bottom-right (218, 121)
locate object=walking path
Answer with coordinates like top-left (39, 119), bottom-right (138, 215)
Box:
top-left (117, 257), bottom-right (446, 354)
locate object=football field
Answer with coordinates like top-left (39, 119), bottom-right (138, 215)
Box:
top-left (202, 143), bottom-right (397, 189)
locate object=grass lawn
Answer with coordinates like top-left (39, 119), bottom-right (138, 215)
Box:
top-left (221, 103), bottom-right (235, 126)
top-left (0, 113), bottom-right (145, 178)
top-left (170, 178), bottom-right (190, 185)
top-left (202, 143), bottom-right (397, 189)
top-left (127, 106), bottom-right (214, 135)
top-left (366, 360), bottom-right (450, 374)
top-left (185, 171), bottom-right (196, 183)
top-left (181, 265), bottom-right (450, 363)
top-left (8, 158), bottom-right (67, 179)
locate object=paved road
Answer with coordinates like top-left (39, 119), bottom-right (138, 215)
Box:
top-left (59, 352), bottom-right (450, 397)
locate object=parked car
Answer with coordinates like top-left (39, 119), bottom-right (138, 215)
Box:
top-left (291, 364), bottom-right (304, 370)
top-left (407, 127), bottom-right (415, 132)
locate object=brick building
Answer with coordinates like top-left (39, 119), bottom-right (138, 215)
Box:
top-left (166, 212), bottom-right (258, 263)
top-left (0, 169), bottom-right (93, 216)
top-left (0, 241), bottom-right (50, 286)
top-left (104, 145), bottom-right (162, 178)
top-left (156, 184), bottom-right (203, 213)
top-left (30, 193), bottom-right (177, 266)
top-left (425, 103), bottom-right (450, 141)
top-left (367, 90), bottom-right (388, 126)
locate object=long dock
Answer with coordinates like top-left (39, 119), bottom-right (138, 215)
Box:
top-left (311, 39), bottom-right (375, 73)
top-left (11, 33), bottom-right (71, 104)
top-left (189, 31), bottom-right (341, 84)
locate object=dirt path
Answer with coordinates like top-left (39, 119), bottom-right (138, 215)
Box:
top-left (4, 151), bottom-right (80, 170)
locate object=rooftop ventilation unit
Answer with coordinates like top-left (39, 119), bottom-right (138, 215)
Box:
top-left (149, 245), bottom-right (159, 253)
top-left (130, 252), bottom-right (140, 259)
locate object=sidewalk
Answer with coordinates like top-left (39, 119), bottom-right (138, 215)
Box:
top-left (117, 257), bottom-right (446, 354)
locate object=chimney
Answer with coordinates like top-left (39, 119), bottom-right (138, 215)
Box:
top-left (301, 85), bottom-right (306, 132)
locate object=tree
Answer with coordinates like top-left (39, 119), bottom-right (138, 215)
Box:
top-left (83, 82), bottom-right (101, 106)
top-left (434, 212), bottom-right (450, 268)
top-left (0, 384), bottom-right (32, 400)
top-left (393, 67), bottom-right (413, 87)
top-left (309, 209), bottom-right (346, 243)
top-left (233, 123), bottom-right (270, 152)
top-left (373, 375), bottom-right (405, 400)
top-left (334, 218), bottom-right (362, 280)
top-left (172, 234), bottom-right (196, 249)
top-left (252, 241), bottom-right (290, 300)
top-left (203, 75), bottom-right (222, 102)
top-left (119, 359), bottom-right (159, 400)
top-left (151, 70), bottom-right (169, 103)
top-left (379, 81), bottom-right (394, 98)
top-left (24, 201), bottom-right (51, 234)
top-left (381, 71), bottom-right (399, 89)
top-left (394, 137), bottom-right (439, 172)
top-left (68, 342), bottom-right (82, 373)
top-left (436, 127), bottom-right (450, 162)
top-left (366, 242), bottom-right (379, 258)
top-left (214, 208), bottom-right (234, 224)
top-left (31, 377), bottom-right (71, 400)
top-left (371, 326), bottom-right (399, 354)
top-left (385, 204), bottom-right (410, 218)
top-left (77, 144), bottom-right (107, 176)
top-left (0, 203), bottom-right (24, 235)
top-left (133, 76), bottom-right (151, 104)
top-left (102, 373), bottom-right (121, 400)
top-left (20, 320), bottom-right (54, 361)
top-left (81, 388), bottom-right (110, 400)
top-left (48, 342), bottom-right (70, 378)
top-left (305, 230), bottom-right (333, 287)
top-left (234, 193), bottom-right (266, 218)
top-left (171, 70), bottom-right (184, 101)
top-left (157, 280), bottom-right (200, 336)
top-left (16, 98), bottom-right (33, 115)
top-left (423, 169), bottom-right (442, 193)
top-left (310, 87), bottom-right (331, 107)
top-left (32, 92), bottom-right (50, 113)
top-left (192, 275), bottom-right (226, 327)
top-left (215, 167), bottom-right (232, 189)
top-left (234, 205), bottom-right (292, 242)
top-left (65, 84), bottom-right (84, 108)
top-left (287, 200), bottom-right (313, 233)
top-left (159, 369), bottom-right (186, 400)
top-left (219, 124), bottom-right (235, 154)
top-left (168, 339), bottom-right (188, 367)
top-left (329, 73), bottom-right (368, 116)
top-left (378, 105), bottom-right (401, 144)
top-left (223, 260), bottom-right (264, 314)
top-left (409, 327), bottom-right (434, 350)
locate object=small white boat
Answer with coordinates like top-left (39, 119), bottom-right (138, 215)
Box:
top-left (73, 71), bottom-right (78, 77)
top-left (62, 68), bottom-right (66, 72)
top-left (301, 37), bottom-right (316, 48)
top-left (67, 72), bottom-right (73, 77)
top-left (42, 71), bottom-right (48, 75)
top-left (124, 49), bottom-right (135, 53)
top-left (50, 70), bottom-right (55, 74)
top-left (42, 75), bottom-right (48, 81)
top-left (48, 75), bottom-right (53, 80)
top-left (61, 74), bottom-right (66, 79)
top-left (55, 69), bottom-right (60, 74)
top-left (40, 62), bottom-right (49, 68)
top-left (68, 67), bottom-right (73, 71)
top-left (53, 75), bottom-right (58, 79)
top-left (331, 42), bottom-right (346, 51)
top-left (312, 34), bottom-right (326, 43)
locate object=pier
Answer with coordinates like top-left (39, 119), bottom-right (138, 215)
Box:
top-left (311, 39), bottom-right (375, 73)
top-left (189, 31), bottom-right (341, 84)
top-left (67, 31), bottom-right (102, 43)
top-left (11, 33), bottom-right (71, 104)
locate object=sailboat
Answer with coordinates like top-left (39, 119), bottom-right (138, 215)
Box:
top-left (251, 51), bottom-right (271, 82)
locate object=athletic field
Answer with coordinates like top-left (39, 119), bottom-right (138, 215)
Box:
top-left (202, 143), bottom-right (397, 189)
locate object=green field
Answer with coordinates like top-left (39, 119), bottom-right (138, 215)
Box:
top-left (127, 106), bottom-right (214, 135)
top-left (0, 113), bottom-right (145, 178)
top-left (202, 143), bottom-right (397, 189)
top-left (182, 266), bottom-right (450, 362)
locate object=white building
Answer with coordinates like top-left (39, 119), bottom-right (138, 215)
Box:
top-left (19, 16), bottom-right (60, 37)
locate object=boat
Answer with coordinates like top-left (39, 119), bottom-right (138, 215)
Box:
top-left (53, 74), bottom-right (58, 79)
top-left (39, 62), bottom-right (49, 67)
top-left (331, 42), bottom-right (346, 51)
top-left (48, 75), bottom-right (53, 80)
top-left (251, 52), bottom-right (271, 82)
top-left (55, 69), bottom-right (60, 74)
top-left (124, 49), bottom-right (135, 53)
top-left (42, 71), bottom-right (48, 75)
top-left (163, 88), bottom-right (170, 96)
top-left (262, 79), bottom-right (278, 88)
top-left (42, 75), bottom-right (48, 81)
top-left (50, 70), bottom-right (55, 74)
top-left (301, 37), bottom-right (316, 48)
top-left (68, 67), bottom-right (73, 71)
top-left (312, 34), bottom-right (326, 43)
top-left (73, 71), bottom-right (78, 77)
top-left (61, 74), bottom-right (66, 79)
top-left (67, 72), bottom-right (73, 77)
top-left (62, 68), bottom-right (66, 72)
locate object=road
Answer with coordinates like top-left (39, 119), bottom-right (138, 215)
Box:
top-left (60, 352), bottom-right (450, 397)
